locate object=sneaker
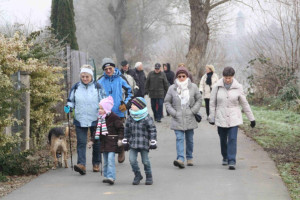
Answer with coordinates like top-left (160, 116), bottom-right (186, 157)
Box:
top-left (187, 160), bottom-right (193, 166)
top-left (173, 160), bottom-right (185, 169)
top-left (106, 178), bottom-right (114, 185)
top-left (156, 119), bottom-right (161, 123)
top-left (222, 159), bottom-right (228, 166)
top-left (102, 178), bottom-right (109, 183)
top-left (74, 164), bottom-right (86, 175)
top-left (228, 164), bottom-right (236, 170)
top-left (93, 165), bottom-right (100, 172)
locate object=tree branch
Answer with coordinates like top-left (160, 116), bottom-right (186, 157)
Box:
top-left (209, 0), bottom-right (230, 10)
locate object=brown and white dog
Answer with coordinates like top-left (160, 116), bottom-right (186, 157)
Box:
top-left (48, 127), bottom-right (68, 169)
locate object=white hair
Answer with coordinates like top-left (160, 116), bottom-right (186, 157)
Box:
top-left (135, 62), bottom-right (142, 68)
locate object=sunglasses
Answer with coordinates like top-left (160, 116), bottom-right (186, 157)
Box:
top-left (177, 75), bottom-right (186, 78)
top-left (104, 67), bottom-right (113, 71)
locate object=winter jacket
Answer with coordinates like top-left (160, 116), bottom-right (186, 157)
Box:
top-left (124, 114), bottom-right (157, 150)
top-left (98, 68), bottom-right (133, 118)
top-left (120, 68), bottom-right (140, 88)
top-left (145, 71), bottom-right (169, 99)
top-left (164, 65), bottom-right (175, 85)
top-left (96, 112), bottom-right (124, 153)
top-left (199, 73), bottom-right (219, 99)
top-left (67, 81), bottom-right (107, 127)
top-left (209, 78), bottom-right (255, 128)
top-left (135, 69), bottom-right (146, 97)
top-left (165, 79), bottom-right (202, 130)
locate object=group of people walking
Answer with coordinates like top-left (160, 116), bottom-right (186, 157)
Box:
top-left (64, 59), bottom-right (256, 185)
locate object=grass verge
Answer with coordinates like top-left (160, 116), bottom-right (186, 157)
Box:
top-left (241, 106), bottom-right (300, 200)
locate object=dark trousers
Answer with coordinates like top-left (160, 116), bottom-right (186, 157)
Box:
top-left (217, 126), bottom-right (238, 165)
top-left (204, 98), bottom-right (210, 117)
top-left (75, 126), bottom-right (101, 166)
top-left (151, 98), bottom-right (164, 120)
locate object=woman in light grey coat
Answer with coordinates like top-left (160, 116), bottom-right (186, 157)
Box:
top-left (209, 66), bottom-right (255, 170)
top-left (165, 66), bottom-right (201, 168)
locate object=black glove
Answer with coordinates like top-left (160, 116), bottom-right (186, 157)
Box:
top-left (250, 120), bottom-right (256, 128)
top-left (209, 122), bottom-right (215, 125)
top-left (122, 139), bottom-right (130, 151)
top-left (126, 101), bottom-right (132, 110)
top-left (134, 88), bottom-right (139, 95)
top-left (200, 91), bottom-right (203, 95)
top-left (149, 140), bottom-right (157, 150)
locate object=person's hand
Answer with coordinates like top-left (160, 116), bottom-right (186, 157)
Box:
top-left (122, 139), bottom-right (130, 151)
top-left (64, 105), bottom-right (73, 113)
top-left (87, 141), bottom-right (93, 149)
top-left (209, 122), bottom-right (215, 125)
top-left (200, 91), bottom-right (203, 95)
top-left (119, 101), bottom-right (127, 112)
top-left (134, 88), bottom-right (139, 95)
top-left (250, 120), bottom-right (256, 128)
top-left (117, 139), bottom-right (122, 147)
top-left (149, 140), bottom-right (157, 150)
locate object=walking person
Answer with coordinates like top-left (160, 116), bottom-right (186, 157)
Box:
top-left (145, 63), bottom-right (169, 122)
top-left (98, 58), bottom-right (133, 163)
top-left (165, 66), bottom-right (202, 168)
top-left (134, 62), bottom-right (147, 98)
top-left (209, 66), bottom-right (256, 170)
top-left (65, 65), bottom-right (107, 175)
top-left (199, 65), bottom-right (219, 119)
top-left (122, 97), bottom-right (157, 185)
top-left (120, 60), bottom-right (139, 96)
top-left (163, 63), bottom-right (175, 116)
top-left (88, 96), bottom-right (124, 185)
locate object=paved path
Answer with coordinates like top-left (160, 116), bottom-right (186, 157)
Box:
top-left (3, 103), bottom-right (291, 200)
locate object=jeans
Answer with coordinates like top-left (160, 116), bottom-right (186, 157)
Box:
top-left (217, 126), bottom-right (238, 165)
top-left (102, 152), bottom-right (116, 180)
top-left (204, 98), bottom-right (210, 117)
top-left (151, 98), bottom-right (164, 120)
top-left (129, 149), bottom-right (152, 174)
top-left (75, 126), bottom-right (101, 166)
top-left (174, 129), bottom-right (194, 162)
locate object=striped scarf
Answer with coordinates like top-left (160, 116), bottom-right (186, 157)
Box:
top-left (95, 115), bottom-right (109, 139)
top-left (129, 107), bottom-right (148, 121)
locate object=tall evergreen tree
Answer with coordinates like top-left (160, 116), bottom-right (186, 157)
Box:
top-left (51, 0), bottom-right (79, 50)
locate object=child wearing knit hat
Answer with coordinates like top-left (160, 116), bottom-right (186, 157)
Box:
top-left (123, 97), bottom-right (157, 185)
top-left (89, 96), bottom-right (124, 185)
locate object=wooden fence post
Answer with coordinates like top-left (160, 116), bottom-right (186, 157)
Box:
top-left (20, 71), bottom-right (30, 150)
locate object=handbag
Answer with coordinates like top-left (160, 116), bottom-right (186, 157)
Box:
top-left (194, 113), bottom-right (202, 123)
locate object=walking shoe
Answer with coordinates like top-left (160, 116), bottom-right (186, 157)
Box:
top-left (228, 164), bottom-right (236, 170)
top-left (222, 159), bottom-right (228, 166)
top-left (145, 173), bottom-right (153, 185)
top-left (106, 178), bottom-right (114, 185)
top-left (133, 171), bottom-right (143, 185)
top-left (173, 160), bottom-right (185, 169)
top-left (187, 160), bottom-right (193, 166)
top-left (93, 165), bottom-right (100, 172)
top-left (118, 148), bottom-right (125, 163)
top-left (74, 164), bottom-right (86, 175)
top-left (156, 119), bottom-right (161, 123)
top-left (102, 178), bottom-right (109, 183)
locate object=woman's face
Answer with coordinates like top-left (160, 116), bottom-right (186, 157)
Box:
top-left (99, 105), bottom-right (106, 115)
top-left (223, 76), bottom-right (234, 84)
top-left (131, 104), bottom-right (139, 111)
top-left (206, 67), bottom-right (211, 73)
top-left (177, 73), bottom-right (187, 82)
top-left (80, 72), bottom-right (92, 84)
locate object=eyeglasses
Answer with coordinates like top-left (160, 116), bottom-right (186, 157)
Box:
top-left (104, 67), bottom-right (113, 71)
top-left (177, 75), bottom-right (186, 78)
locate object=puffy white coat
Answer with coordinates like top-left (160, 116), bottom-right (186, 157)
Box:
top-left (199, 73), bottom-right (219, 99)
top-left (209, 78), bottom-right (255, 127)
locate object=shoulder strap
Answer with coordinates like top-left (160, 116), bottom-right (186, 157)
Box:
top-left (94, 81), bottom-right (101, 101)
top-left (73, 82), bottom-right (80, 105)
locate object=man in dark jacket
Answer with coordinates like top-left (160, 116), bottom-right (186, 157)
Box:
top-left (163, 63), bottom-right (175, 85)
top-left (134, 62), bottom-right (147, 97)
top-left (120, 60), bottom-right (140, 89)
top-left (145, 63), bottom-right (169, 122)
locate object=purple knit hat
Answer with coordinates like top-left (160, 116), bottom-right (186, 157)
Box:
top-left (175, 66), bottom-right (189, 78)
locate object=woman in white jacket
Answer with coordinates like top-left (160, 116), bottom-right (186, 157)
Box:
top-left (199, 65), bottom-right (219, 119)
top-left (209, 67), bottom-right (255, 170)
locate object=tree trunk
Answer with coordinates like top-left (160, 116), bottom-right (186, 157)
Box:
top-left (108, 0), bottom-right (126, 64)
top-left (186, 0), bottom-right (209, 81)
